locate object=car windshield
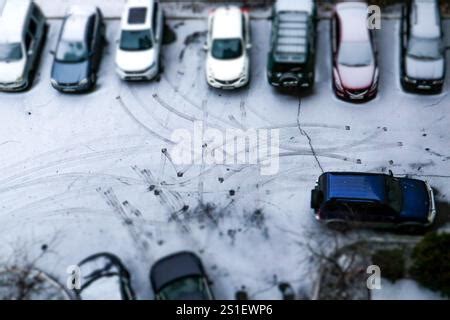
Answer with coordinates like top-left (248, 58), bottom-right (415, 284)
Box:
top-left (120, 30), bottom-right (153, 51)
top-left (273, 62), bottom-right (304, 73)
top-left (158, 277), bottom-right (209, 300)
top-left (407, 37), bottom-right (442, 60)
top-left (338, 41), bottom-right (374, 67)
top-left (211, 38), bottom-right (243, 60)
top-left (0, 43), bottom-right (23, 62)
top-left (385, 177), bottom-right (403, 213)
top-left (56, 41), bottom-right (88, 63)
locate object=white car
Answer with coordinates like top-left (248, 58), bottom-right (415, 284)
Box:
top-left (205, 6), bottom-right (251, 89)
top-left (115, 0), bottom-right (163, 81)
top-left (0, 0), bottom-right (47, 92)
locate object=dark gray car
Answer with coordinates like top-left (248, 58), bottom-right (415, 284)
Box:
top-left (51, 6), bottom-right (105, 93)
top-left (150, 251), bottom-right (214, 300)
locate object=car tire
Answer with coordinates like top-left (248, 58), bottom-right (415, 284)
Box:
top-left (326, 220), bottom-right (349, 232)
top-left (310, 189), bottom-right (323, 209)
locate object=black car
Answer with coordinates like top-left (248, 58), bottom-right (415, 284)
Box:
top-left (50, 5), bottom-right (105, 93)
top-left (150, 251), bottom-right (214, 300)
top-left (400, 0), bottom-right (446, 93)
top-left (311, 171), bottom-right (436, 233)
top-left (75, 252), bottom-right (136, 300)
top-left (267, 0), bottom-right (317, 90)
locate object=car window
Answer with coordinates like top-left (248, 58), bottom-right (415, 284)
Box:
top-left (0, 43), bottom-right (23, 62)
top-left (159, 277), bottom-right (209, 300)
top-left (338, 41), bottom-right (374, 67)
top-left (25, 34), bottom-right (32, 50)
top-left (29, 18), bottom-right (38, 36)
top-left (211, 38), bottom-right (243, 60)
top-left (120, 29), bottom-right (153, 51)
top-left (385, 177), bottom-right (403, 213)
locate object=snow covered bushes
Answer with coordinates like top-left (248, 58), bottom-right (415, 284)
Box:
top-left (411, 232), bottom-right (450, 297)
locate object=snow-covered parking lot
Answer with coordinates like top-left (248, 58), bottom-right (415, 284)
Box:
top-left (0, 2), bottom-right (449, 299)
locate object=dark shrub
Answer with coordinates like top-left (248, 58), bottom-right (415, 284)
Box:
top-left (372, 249), bottom-right (405, 282)
top-left (410, 232), bottom-right (450, 297)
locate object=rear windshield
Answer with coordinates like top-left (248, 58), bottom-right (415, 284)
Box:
top-left (120, 30), bottom-right (153, 51)
top-left (0, 43), bottom-right (23, 62)
top-left (211, 38), bottom-right (243, 60)
top-left (338, 41), bottom-right (374, 67)
top-left (272, 62), bottom-right (304, 73)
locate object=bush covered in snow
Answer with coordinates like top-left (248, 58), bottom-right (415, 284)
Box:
top-left (372, 249), bottom-right (406, 283)
top-left (411, 232), bottom-right (450, 297)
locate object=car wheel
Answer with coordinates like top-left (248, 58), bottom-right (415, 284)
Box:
top-left (326, 220), bottom-right (350, 232)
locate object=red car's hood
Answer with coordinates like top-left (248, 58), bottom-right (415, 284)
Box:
top-left (337, 64), bottom-right (375, 90)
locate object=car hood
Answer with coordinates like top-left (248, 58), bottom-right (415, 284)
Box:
top-left (399, 178), bottom-right (430, 222)
top-left (0, 59), bottom-right (26, 83)
top-left (207, 55), bottom-right (246, 81)
top-left (337, 64), bottom-right (375, 90)
top-left (51, 60), bottom-right (89, 84)
top-left (116, 48), bottom-right (155, 72)
top-left (406, 57), bottom-right (445, 80)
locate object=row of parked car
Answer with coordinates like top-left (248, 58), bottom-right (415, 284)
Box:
top-left (0, 0), bottom-right (446, 100)
top-left (76, 251), bottom-right (213, 300)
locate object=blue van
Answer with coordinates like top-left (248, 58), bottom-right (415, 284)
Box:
top-left (310, 171), bottom-right (436, 233)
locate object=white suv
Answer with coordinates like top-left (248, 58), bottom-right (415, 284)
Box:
top-left (115, 0), bottom-right (163, 81)
top-left (205, 6), bottom-right (251, 89)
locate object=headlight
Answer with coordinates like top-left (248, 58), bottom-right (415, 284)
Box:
top-left (50, 79), bottom-right (58, 86)
top-left (433, 79), bottom-right (444, 85)
top-left (404, 76), bottom-right (417, 84)
top-left (16, 76), bottom-right (24, 82)
top-left (78, 78), bottom-right (89, 85)
top-left (275, 72), bottom-right (282, 78)
top-left (333, 69), bottom-right (344, 91)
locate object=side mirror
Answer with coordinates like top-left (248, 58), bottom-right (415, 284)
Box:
top-left (203, 43), bottom-right (208, 51)
top-left (246, 43), bottom-right (252, 50)
top-left (49, 50), bottom-right (55, 55)
top-left (27, 49), bottom-right (34, 56)
top-left (389, 170), bottom-right (394, 177)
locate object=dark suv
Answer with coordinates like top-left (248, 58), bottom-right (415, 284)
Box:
top-left (267, 0), bottom-right (316, 89)
top-left (50, 6), bottom-right (105, 93)
top-left (400, 0), bottom-right (446, 93)
top-left (310, 172), bottom-right (436, 233)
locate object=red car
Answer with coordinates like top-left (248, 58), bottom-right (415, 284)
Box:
top-left (331, 2), bottom-right (379, 102)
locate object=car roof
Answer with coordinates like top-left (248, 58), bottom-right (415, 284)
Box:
top-left (121, 0), bottom-right (154, 31)
top-left (275, 0), bottom-right (314, 14)
top-left (336, 2), bottom-right (370, 42)
top-left (61, 5), bottom-right (97, 42)
top-left (150, 251), bottom-right (205, 292)
top-left (322, 172), bottom-right (386, 203)
top-left (411, 0), bottom-right (440, 38)
top-left (0, 0), bottom-right (33, 43)
top-left (211, 6), bottom-right (243, 39)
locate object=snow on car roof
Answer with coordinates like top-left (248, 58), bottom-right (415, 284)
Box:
top-left (411, 0), bottom-right (441, 38)
top-left (62, 6), bottom-right (97, 42)
top-left (275, 0), bottom-right (314, 14)
top-left (121, 0), bottom-right (154, 30)
top-left (275, 12), bottom-right (308, 56)
top-left (336, 2), bottom-right (370, 42)
top-left (211, 6), bottom-right (243, 39)
top-left (0, 0), bottom-right (32, 43)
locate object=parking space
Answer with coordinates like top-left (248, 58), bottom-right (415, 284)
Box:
top-left (0, 3), bottom-right (449, 299)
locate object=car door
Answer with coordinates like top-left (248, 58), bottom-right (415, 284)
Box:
top-left (360, 203), bottom-right (397, 229)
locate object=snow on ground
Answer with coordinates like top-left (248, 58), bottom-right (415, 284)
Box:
top-left (372, 279), bottom-right (444, 300)
top-left (0, 2), bottom-right (449, 299)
